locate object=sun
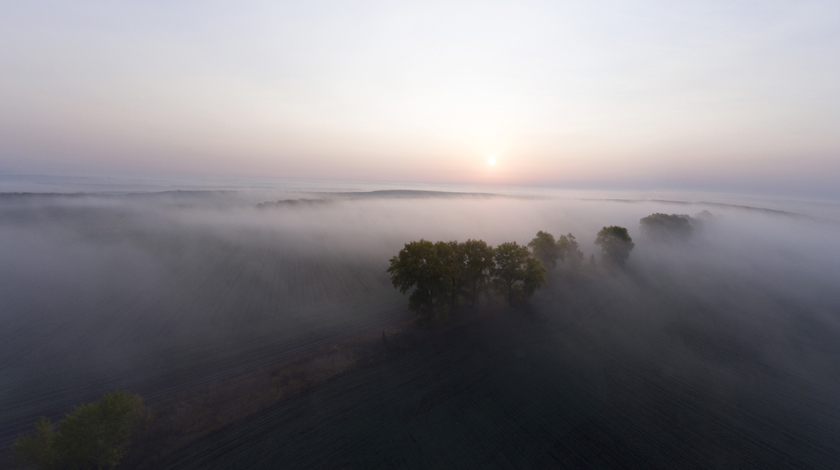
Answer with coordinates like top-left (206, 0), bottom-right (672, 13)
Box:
top-left (488, 156), bottom-right (497, 166)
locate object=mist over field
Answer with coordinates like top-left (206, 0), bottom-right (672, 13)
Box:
top-left (2, 188), bottom-right (840, 467)
top-left (4, 0), bottom-right (840, 466)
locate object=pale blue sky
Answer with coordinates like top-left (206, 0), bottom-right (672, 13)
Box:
top-left (1, 1), bottom-right (838, 197)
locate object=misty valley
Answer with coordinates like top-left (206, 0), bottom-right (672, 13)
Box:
top-left (3, 190), bottom-right (840, 469)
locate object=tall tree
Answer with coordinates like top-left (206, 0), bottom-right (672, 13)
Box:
top-left (557, 233), bottom-right (584, 267)
top-left (435, 241), bottom-right (466, 312)
top-left (387, 239), bottom-right (446, 319)
top-left (460, 239), bottom-right (495, 307)
top-left (595, 226), bottom-right (635, 266)
top-left (522, 257), bottom-right (547, 298)
top-left (528, 231), bottom-right (561, 269)
top-left (493, 242), bottom-right (547, 304)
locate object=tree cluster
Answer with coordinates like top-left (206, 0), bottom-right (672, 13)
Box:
top-left (527, 231), bottom-right (585, 269)
top-left (12, 391), bottom-right (149, 470)
top-left (388, 225), bottom-right (638, 319)
top-left (639, 213), bottom-right (694, 242)
top-left (387, 238), bottom-right (546, 320)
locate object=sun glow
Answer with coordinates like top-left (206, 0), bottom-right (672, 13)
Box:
top-left (488, 157), bottom-right (497, 166)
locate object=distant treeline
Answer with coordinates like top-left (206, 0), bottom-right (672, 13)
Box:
top-left (639, 210), bottom-right (713, 242)
top-left (256, 198), bottom-right (332, 209)
top-left (387, 227), bottom-right (637, 320)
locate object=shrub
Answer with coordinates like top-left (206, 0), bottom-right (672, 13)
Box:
top-left (12, 391), bottom-right (149, 470)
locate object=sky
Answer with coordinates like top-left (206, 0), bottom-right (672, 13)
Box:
top-left (1, 1), bottom-right (839, 197)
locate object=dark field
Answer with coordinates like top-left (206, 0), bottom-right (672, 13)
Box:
top-left (0, 192), bottom-right (406, 450)
top-left (160, 255), bottom-right (840, 469)
top-left (3, 190), bottom-right (840, 468)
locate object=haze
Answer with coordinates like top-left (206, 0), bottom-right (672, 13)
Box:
top-left (2, 1), bottom-right (839, 197)
top-left (3, 1), bottom-right (840, 468)
top-left (2, 191), bottom-right (840, 467)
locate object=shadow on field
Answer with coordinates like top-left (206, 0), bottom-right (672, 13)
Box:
top-left (159, 267), bottom-right (840, 469)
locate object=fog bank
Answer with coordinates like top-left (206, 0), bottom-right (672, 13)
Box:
top-left (2, 189), bottom-right (840, 466)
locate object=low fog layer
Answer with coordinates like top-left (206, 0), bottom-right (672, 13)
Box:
top-left (2, 190), bottom-right (840, 465)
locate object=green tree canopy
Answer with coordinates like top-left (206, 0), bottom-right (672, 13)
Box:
top-left (435, 241), bottom-right (467, 312)
top-left (639, 213), bottom-right (693, 242)
top-left (388, 238), bottom-right (547, 317)
top-left (460, 239), bottom-right (495, 307)
top-left (387, 239), bottom-right (447, 319)
top-left (492, 242), bottom-right (547, 304)
top-left (528, 231), bottom-right (560, 269)
top-left (12, 391), bottom-right (148, 470)
top-left (594, 226), bottom-right (635, 266)
top-left (521, 257), bottom-right (547, 298)
top-left (557, 233), bottom-right (584, 267)
top-left (11, 418), bottom-right (59, 470)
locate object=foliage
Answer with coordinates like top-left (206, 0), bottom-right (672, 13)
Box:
top-left (435, 241), bottom-right (467, 313)
top-left (639, 213), bottom-right (693, 242)
top-left (492, 242), bottom-right (547, 304)
top-left (387, 239), bottom-right (447, 319)
top-left (521, 257), bottom-right (548, 298)
top-left (493, 242), bottom-right (529, 303)
top-left (460, 239), bottom-right (495, 307)
top-left (387, 240), bottom-right (497, 319)
top-left (529, 231), bottom-right (586, 271)
top-left (557, 233), bottom-right (584, 267)
top-left (11, 417), bottom-right (59, 470)
top-left (595, 226), bottom-right (635, 266)
top-left (12, 391), bottom-right (148, 470)
top-left (528, 231), bottom-right (560, 269)
top-left (387, 237), bottom-right (548, 317)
